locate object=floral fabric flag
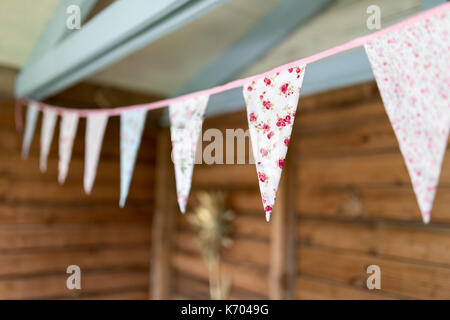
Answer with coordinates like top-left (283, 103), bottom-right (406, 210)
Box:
top-left (40, 109), bottom-right (58, 172)
top-left (84, 113), bottom-right (108, 195)
top-left (120, 109), bottom-right (147, 207)
top-left (169, 95), bottom-right (209, 213)
top-left (243, 66), bottom-right (306, 222)
top-left (21, 102), bottom-right (40, 159)
top-left (58, 112), bottom-right (79, 184)
top-left (364, 10), bottom-right (450, 223)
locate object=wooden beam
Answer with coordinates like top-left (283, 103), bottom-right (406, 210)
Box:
top-left (16, 0), bottom-right (188, 98)
top-left (269, 153), bottom-right (297, 299)
top-left (16, 0), bottom-right (228, 100)
top-left (22, 0), bottom-right (98, 70)
top-left (150, 129), bottom-right (177, 299)
top-left (422, 0), bottom-right (447, 10)
top-left (176, 0), bottom-right (332, 95)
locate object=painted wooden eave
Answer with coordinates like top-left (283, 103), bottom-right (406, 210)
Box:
top-left (15, 0), bottom-right (229, 100)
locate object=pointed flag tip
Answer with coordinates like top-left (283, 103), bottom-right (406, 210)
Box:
top-left (265, 212), bottom-right (271, 222)
top-left (422, 212), bottom-right (431, 224)
top-left (84, 186), bottom-right (92, 196)
top-left (179, 201), bottom-right (187, 214)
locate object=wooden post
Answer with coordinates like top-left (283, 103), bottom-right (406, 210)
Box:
top-left (269, 155), bottom-right (297, 300)
top-left (150, 128), bottom-right (177, 299)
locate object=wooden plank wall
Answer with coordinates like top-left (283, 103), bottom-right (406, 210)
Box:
top-left (295, 82), bottom-right (450, 299)
top-left (3, 80), bottom-right (449, 299)
top-left (0, 83), bottom-right (159, 299)
top-left (171, 111), bottom-right (271, 300)
top-left (168, 81), bottom-right (450, 300)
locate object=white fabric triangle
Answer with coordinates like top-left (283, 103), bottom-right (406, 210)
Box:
top-left (243, 66), bottom-right (306, 221)
top-left (58, 112), bottom-right (79, 184)
top-left (169, 95), bottom-right (209, 213)
top-left (364, 9), bottom-right (450, 224)
top-left (40, 109), bottom-right (58, 172)
top-left (84, 113), bottom-right (108, 195)
top-left (21, 102), bottom-right (40, 159)
top-left (120, 109), bottom-right (147, 207)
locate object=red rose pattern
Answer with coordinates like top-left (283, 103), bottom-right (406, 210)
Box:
top-left (262, 100), bottom-right (273, 110)
top-left (258, 172), bottom-right (267, 182)
top-left (243, 65), bottom-right (306, 221)
top-left (260, 148), bottom-right (269, 157)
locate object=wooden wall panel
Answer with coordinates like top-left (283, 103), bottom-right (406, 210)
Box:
top-left (10, 79), bottom-right (446, 299)
top-left (170, 81), bottom-right (450, 300)
top-left (0, 83), bottom-right (159, 299)
top-left (170, 111), bottom-right (272, 299)
top-left (294, 82), bottom-right (450, 300)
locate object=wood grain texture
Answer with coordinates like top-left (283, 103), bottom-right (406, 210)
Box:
top-left (295, 81), bottom-right (450, 299)
top-left (150, 129), bottom-right (177, 299)
top-left (171, 81), bottom-right (450, 300)
top-left (172, 251), bottom-right (268, 296)
top-left (297, 247), bottom-right (450, 299)
top-left (8, 80), bottom-right (447, 300)
top-left (0, 83), bottom-right (158, 299)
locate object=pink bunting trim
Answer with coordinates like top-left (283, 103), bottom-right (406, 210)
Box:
top-left (16, 3), bottom-right (450, 117)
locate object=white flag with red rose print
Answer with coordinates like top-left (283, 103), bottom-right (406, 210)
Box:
top-left (120, 109), bottom-right (147, 208)
top-left (243, 66), bottom-right (306, 222)
top-left (84, 113), bottom-right (109, 195)
top-left (364, 9), bottom-right (450, 224)
top-left (21, 102), bottom-right (40, 159)
top-left (40, 109), bottom-right (58, 172)
top-left (58, 112), bottom-right (79, 184)
top-left (169, 95), bottom-right (209, 213)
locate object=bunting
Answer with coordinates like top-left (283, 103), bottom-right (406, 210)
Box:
top-left (243, 66), bottom-right (306, 222)
top-left (40, 109), bottom-right (58, 172)
top-left (14, 4), bottom-right (450, 223)
top-left (58, 112), bottom-right (79, 184)
top-left (364, 9), bottom-right (450, 223)
top-left (84, 113), bottom-right (108, 195)
top-left (169, 95), bottom-right (209, 213)
top-left (120, 110), bottom-right (147, 207)
top-left (21, 102), bottom-right (39, 159)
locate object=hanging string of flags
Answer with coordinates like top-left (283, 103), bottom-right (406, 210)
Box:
top-left (16, 4), bottom-right (450, 224)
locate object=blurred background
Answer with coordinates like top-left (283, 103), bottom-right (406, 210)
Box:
top-left (0, 0), bottom-right (449, 299)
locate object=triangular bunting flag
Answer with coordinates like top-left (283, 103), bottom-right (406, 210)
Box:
top-left (40, 109), bottom-right (58, 172)
top-left (120, 109), bottom-right (147, 207)
top-left (58, 112), bottom-right (79, 184)
top-left (21, 102), bottom-right (40, 159)
top-left (364, 10), bottom-right (450, 224)
top-left (84, 113), bottom-right (108, 195)
top-left (243, 66), bottom-right (306, 222)
top-left (169, 95), bottom-right (209, 213)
